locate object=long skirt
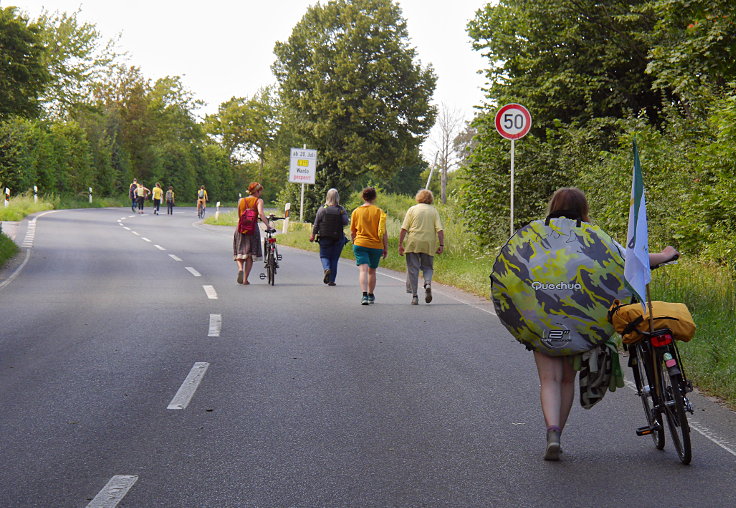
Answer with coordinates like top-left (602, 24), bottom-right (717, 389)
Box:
top-left (233, 226), bottom-right (262, 260)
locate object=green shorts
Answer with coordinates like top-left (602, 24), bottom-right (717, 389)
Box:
top-left (353, 245), bottom-right (382, 269)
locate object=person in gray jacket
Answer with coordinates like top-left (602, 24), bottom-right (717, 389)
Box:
top-left (310, 188), bottom-right (349, 286)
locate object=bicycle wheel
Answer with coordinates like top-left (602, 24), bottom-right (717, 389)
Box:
top-left (266, 248), bottom-right (275, 285)
top-left (633, 345), bottom-right (665, 449)
top-left (660, 357), bottom-right (692, 464)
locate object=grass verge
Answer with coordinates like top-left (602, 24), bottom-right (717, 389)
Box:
top-left (0, 232), bottom-right (19, 269)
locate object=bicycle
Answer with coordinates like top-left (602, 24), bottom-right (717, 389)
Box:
top-left (623, 259), bottom-right (694, 464)
top-left (259, 214), bottom-right (284, 285)
top-left (197, 201), bottom-right (206, 219)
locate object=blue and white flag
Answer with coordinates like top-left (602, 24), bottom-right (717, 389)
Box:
top-left (625, 139), bottom-right (651, 309)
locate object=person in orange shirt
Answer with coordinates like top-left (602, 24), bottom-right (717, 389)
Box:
top-left (350, 187), bottom-right (388, 305)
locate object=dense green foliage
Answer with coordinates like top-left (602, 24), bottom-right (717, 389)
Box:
top-left (461, 0), bottom-right (736, 268)
top-left (0, 7), bottom-right (50, 120)
top-left (0, 231), bottom-right (19, 269)
top-left (273, 0), bottom-right (436, 221)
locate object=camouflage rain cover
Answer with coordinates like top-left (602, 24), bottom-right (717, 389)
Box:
top-left (491, 218), bottom-right (629, 356)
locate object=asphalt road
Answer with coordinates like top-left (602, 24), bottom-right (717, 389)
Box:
top-left (1, 207), bottom-right (735, 508)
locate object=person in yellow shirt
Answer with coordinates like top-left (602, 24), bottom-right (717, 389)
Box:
top-left (151, 182), bottom-right (164, 215)
top-left (398, 189), bottom-right (444, 305)
top-left (350, 187), bottom-right (388, 305)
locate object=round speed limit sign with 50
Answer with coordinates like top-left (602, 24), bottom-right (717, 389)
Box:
top-left (495, 104), bottom-right (532, 140)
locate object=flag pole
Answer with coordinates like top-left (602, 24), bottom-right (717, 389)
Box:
top-left (645, 283), bottom-right (655, 333)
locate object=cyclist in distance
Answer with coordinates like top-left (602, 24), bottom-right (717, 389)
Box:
top-left (530, 187), bottom-right (678, 461)
top-left (233, 182), bottom-right (273, 285)
top-left (196, 186), bottom-right (208, 217)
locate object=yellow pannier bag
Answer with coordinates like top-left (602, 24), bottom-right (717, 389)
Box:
top-left (608, 300), bottom-right (696, 344)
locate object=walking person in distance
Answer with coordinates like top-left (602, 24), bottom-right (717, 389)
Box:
top-left (165, 186), bottom-right (175, 215)
top-left (310, 188), bottom-right (349, 286)
top-left (151, 182), bottom-right (163, 215)
top-left (398, 189), bottom-right (444, 305)
top-left (350, 187), bottom-right (388, 305)
top-left (233, 182), bottom-right (273, 285)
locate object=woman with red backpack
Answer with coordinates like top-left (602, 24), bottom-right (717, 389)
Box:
top-left (233, 182), bottom-right (273, 285)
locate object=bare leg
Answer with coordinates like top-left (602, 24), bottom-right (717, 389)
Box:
top-left (243, 255), bottom-right (253, 284)
top-left (358, 264), bottom-right (369, 292)
top-left (367, 267), bottom-right (377, 293)
top-left (533, 351), bottom-right (576, 431)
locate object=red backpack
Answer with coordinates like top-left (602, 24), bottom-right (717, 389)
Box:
top-left (238, 200), bottom-right (258, 235)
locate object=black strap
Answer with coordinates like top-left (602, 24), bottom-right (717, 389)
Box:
top-left (622, 316), bottom-right (644, 336)
top-left (545, 210), bottom-right (582, 227)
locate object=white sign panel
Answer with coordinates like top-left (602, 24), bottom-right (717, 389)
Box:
top-left (495, 104), bottom-right (532, 140)
top-left (289, 148), bottom-right (317, 184)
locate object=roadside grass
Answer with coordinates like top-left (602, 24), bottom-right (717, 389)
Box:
top-left (650, 260), bottom-right (736, 406)
top-left (0, 232), bottom-right (19, 269)
top-left (0, 193), bottom-right (55, 221)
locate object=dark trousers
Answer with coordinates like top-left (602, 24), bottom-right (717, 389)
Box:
top-left (153, 198), bottom-right (161, 213)
top-left (137, 196), bottom-right (145, 210)
top-left (319, 237), bottom-right (346, 283)
top-left (131, 198), bottom-right (136, 212)
top-left (167, 201), bottom-right (174, 214)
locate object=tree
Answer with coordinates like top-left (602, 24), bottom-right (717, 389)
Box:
top-left (35, 8), bottom-right (122, 119)
top-left (273, 0), bottom-right (436, 220)
top-left (467, 0), bottom-right (664, 129)
top-left (430, 103), bottom-right (464, 203)
top-left (0, 7), bottom-right (50, 120)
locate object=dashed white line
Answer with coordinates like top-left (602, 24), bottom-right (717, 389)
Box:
top-left (185, 266), bottom-right (201, 277)
top-left (154, 245), bottom-right (166, 251)
top-left (141, 237), bottom-right (151, 242)
top-left (208, 314), bottom-right (222, 337)
top-left (123, 227), bottom-right (130, 231)
top-left (167, 362), bottom-right (210, 410)
top-left (131, 231), bottom-right (140, 236)
top-left (86, 475), bottom-right (138, 508)
top-left (169, 254), bottom-right (182, 262)
top-left (203, 285), bottom-right (218, 299)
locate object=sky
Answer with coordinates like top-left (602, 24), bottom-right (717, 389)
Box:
top-left (10, 0), bottom-right (491, 153)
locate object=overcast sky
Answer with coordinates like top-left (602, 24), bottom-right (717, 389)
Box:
top-left (10, 0), bottom-right (491, 152)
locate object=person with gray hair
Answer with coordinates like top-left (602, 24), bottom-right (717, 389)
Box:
top-left (398, 189), bottom-right (444, 304)
top-left (310, 188), bottom-right (349, 285)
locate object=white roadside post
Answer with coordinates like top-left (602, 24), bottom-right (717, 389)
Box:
top-left (215, 201), bottom-right (221, 221)
top-left (495, 104), bottom-right (532, 237)
top-left (4, 187), bottom-right (9, 208)
top-left (288, 146), bottom-right (317, 223)
top-left (88, 187), bottom-right (93, 204)
top-left (283, 203), bottom-right (291, 234)
top-left (33, 185), bottom-right (38, 203)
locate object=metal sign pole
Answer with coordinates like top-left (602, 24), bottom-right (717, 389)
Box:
top-left (300, 183), bottom-right (305, 223)
top-left (510, 139), bottom-right (515, 237)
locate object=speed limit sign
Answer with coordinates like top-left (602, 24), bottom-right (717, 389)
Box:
top-left (495, 104), bottom-right (532, 140)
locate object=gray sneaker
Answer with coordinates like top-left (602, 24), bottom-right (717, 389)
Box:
top-left (411, 295), bottom-right (419, 305)
top-left (544, 429), bottom-right (561, 461)
top-left (424, 283), bottom-right (432, 303)
top-left (361, 295), bottom-right (370, 305)
top-left (368, 294), bottom-right (375, 304)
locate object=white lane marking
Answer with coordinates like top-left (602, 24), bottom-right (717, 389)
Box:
top-left (169, 254), bottom-right (182, 262)
top-left (117, 219), bottom-right (122, 223)
top-left (154, 244), bottom-right (166, 251)
top-left (86, 475), bottom-right (138, 508)
top-left (375, 267), bottom-right (497, 316)
top-left (167, 362), bottom-right (210, 410)
top-left (21, 218), bottom-right (37, 248)
top-left (623, 379), bottom-right (736, 457)
top-left (0, 249), bottom-right (30, 292)
top-left (128, 215), bottom-right (135, 218)
top-left (131, 231), bottom-right (140, 236)
top-left (185, 266), bottom-right (201, 277)
top-left (141, 237), bottom-right (151, 242)
top-left (203, 285), bottom-right (218, 299)
top-left (123, 227), bottom-right (130, 231)
top-left (208, 314), bottom-right (222, 337)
